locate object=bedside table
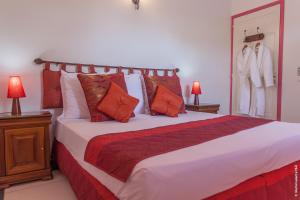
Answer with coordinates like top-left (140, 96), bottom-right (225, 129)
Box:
top-left (185, 103), bottom-right (220, 114)
top-left (0, 111), bottom-right (52, 188)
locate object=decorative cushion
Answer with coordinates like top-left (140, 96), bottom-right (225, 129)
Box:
top-left (43, 69), bottom-right (63, 108)
top-left (125, 74), bottom-right (146, 114)
top-left (143, 74), bottom-right (186, 115)
top-left (78, 73), bottom-right (129, 122)
top-left (97, 82), bottom-right (139, 123)
top-left (151, 85), bottom-right (183, 117)
top-left (60, 71), bottom-right (90, 119)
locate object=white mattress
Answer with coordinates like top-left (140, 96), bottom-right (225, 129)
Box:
top-left (56, 112), bottom-right (300, 200)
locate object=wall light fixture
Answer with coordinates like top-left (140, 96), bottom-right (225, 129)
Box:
top-left (132, 0), bottom-right (140, 10)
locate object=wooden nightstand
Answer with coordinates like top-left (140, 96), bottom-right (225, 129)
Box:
top-left (0, 111), bottom-right (52, 188)
top-left (185, 103), bottom-right (220, 114)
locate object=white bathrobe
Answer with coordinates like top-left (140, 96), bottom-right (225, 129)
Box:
top-left (249, 44), bottom-right (274, 117)
top-left (237, 47), bottom-right (262, 115)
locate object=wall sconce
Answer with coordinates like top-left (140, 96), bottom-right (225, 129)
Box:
top-left (132, 0), bottom-right (140, 10)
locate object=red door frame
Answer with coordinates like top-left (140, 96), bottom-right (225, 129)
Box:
top-left (230, 0), bottom-right (285, 121)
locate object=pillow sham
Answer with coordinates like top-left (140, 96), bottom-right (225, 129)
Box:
top-left (43, 69), bottom-right (63, 108)
top-left (143, 74), bottom-right (186, 115)
top-left (97, 82), bottom-right (139, 123)
top-left (151, 85), bottom-right (183, 117)
top-left (60, 70), bottom-right (90, 119)
top-left (78, 73), bottom-right (129, 122)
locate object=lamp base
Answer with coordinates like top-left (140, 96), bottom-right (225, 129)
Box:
top-left (194, 95), bottom-right (199, 106)
top-left (12, 98), bottom-right (22, 115)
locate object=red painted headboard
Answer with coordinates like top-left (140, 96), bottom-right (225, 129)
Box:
top-left (35, 58), bottom-right (180, 109)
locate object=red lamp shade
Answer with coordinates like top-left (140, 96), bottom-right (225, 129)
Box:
top-left (191, 81), bottom-right (202, 95)
top-left (7, 76), bottom-right (26, 98)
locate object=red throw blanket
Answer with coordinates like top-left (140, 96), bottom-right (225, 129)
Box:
top-left (85, 115), bottom-right (272, 182)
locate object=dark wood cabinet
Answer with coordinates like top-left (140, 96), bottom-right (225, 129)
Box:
top-left (185, 103), bottom-right (220, 114)
top-left (0, 112), bottom-right (52, 188)
top-left (0, 130), bottom-right (5, 178)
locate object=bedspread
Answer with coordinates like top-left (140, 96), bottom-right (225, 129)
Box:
top-left (85, 115), bottom-right (271, 182)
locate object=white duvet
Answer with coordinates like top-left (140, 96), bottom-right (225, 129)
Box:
top-left (56, 112), bottom-right (300, 200)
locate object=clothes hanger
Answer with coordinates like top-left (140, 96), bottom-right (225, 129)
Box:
top-left (255, 27), bottom-right (262, 49)
top-left (255, 42), bottom-right (261, 54)
top-left (254, 27), bottom-right (264, 55)
top-left (242, 30), bottom-right (248, 54)
top-left (242, 44), bottom-right (248, 53)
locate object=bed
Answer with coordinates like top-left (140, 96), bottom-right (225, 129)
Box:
top-left (35, 58), bottom-right (300, 200)
top-left (54, 112), bottom-right (300, 200)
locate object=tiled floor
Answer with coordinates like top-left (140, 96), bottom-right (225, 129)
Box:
top-left (4, 171), bottom-right (77, 200)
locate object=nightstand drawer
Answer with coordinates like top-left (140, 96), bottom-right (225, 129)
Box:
top-left (5, 127), bottom-right (45, 176)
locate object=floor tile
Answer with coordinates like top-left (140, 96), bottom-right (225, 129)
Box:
top-left (5, 171), bottom-right (66, 194)
top-left (4, 171), bottom-right (76, 200)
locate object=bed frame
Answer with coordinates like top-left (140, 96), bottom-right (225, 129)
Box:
top-left (38, 58), bottom-right (297, 200)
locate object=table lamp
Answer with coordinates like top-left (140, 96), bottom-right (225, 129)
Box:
top-left (7, 76), bottom-right (26, 115)
top-left (191, 81), bottom-right (202, 106)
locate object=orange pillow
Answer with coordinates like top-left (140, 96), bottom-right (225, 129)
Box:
top-left (151, 85), bottom-right (183, 117)
top-left (143, 74), bottom-right (186, 115)
top-left (97, 82), bottom-right (139, 123)
top-left (78, 73), bottom-right (129, 122)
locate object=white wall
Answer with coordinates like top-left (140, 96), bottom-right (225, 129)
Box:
top-left (231, 0), bottom-right (274, 15)
top-left (0, 0), bottom-right (231, 115)
top-left (231, 0), bottom-right (300, 122)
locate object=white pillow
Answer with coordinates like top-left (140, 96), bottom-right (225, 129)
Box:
top-left (125, 74), bottom-right (146, 114)
top-left (60, 71), bottom-right (90, 119)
